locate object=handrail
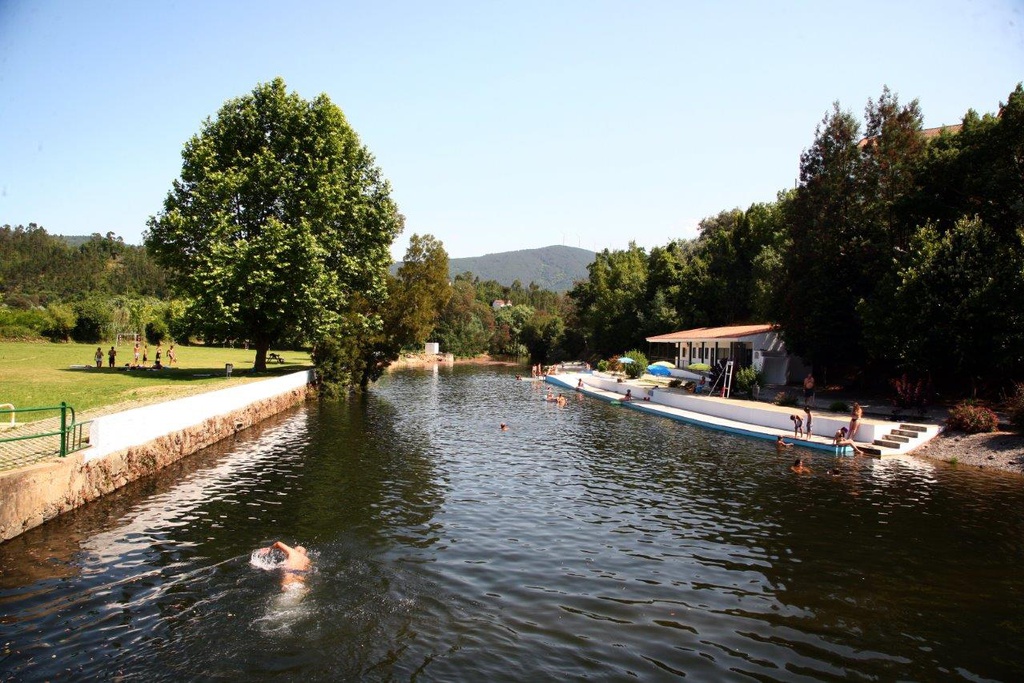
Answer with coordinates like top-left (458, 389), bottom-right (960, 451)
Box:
top-left (0, 403), bottom-right (90, 459)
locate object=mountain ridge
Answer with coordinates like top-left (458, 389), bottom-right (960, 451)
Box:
top-left (396, 244), bottom-right (595, 293)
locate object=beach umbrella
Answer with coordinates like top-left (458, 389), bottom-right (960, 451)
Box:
top-left (652, 361), bottom-right (676, 368)
top-left (618, 357), bottom-right (635, 364)
top-left (646, 364), bottom-right (672, 377)
top-left (688, 363), bottom-right (711, 372)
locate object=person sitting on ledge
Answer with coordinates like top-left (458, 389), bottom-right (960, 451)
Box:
top-left (623, 389), bottom-right (633, 401)
top-left (836, 437), bottom-right (864, 455)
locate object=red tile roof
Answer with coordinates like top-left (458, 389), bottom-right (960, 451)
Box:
top-left (646, 324), bottom-right (776, 343)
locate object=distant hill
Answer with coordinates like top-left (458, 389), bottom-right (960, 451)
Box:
top-left (394, 244), bottom-right (595, 293)
top-left (57, 235), bottom-right (96, 248)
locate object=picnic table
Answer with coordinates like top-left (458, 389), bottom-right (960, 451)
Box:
top-left (268, 353), bottom-right (285, 364)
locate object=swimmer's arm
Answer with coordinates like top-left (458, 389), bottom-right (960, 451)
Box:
top-left (268, 541), bottom-right (296, 557)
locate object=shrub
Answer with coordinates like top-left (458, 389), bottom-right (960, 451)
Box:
top-left (0, 324), bottom-right (39, 340)
top-left (311, 337), bottom-right (350, 399)
top-left (596, 360), bottom-right (609, 372)
top-left (1003, 382), bottom-right (1024, 432)
top-left (946, 402), bottom-right (999, 434)
top-left (145, 318), bottom-right (168, 345)
top-left (0, 307), bottom-right (48, 339)
top-left (622, 349), bottom-right (648, 380)
top-left (42, 303), bottom-right (76, 342)
top-left (733, 366), bottom-right (764, 395)
top-left (774, 391), bottom-right (799, 407)
top-left (829, 401), bottom-right (850, 413)
top-left (72, 298), bottom-right (112, 343)
top-left (890, 374), bottom-right (931, 412)
top-left (668, 379), bottom-right (683, 388)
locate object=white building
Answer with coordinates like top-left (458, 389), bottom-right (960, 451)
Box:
top-left (646, 324), bottom-right (809, 385)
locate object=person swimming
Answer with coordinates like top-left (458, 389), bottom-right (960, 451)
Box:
top-left (258, 541), bottom-right (311, 590)
top-left (791, 458), bottom-right (811, 473)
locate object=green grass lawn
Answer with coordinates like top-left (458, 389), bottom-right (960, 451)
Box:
top-left (0, 341), bottom-right (311, 423)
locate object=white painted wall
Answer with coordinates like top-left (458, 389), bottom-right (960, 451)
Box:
top-left (86, 371), bottom-right (313, 461)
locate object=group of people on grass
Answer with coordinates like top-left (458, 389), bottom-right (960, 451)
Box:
top-left (93, 340), bottom-right (176, 371)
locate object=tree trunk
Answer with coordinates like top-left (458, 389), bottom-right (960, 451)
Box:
top-left (254, 340), bottom-right (270, 372)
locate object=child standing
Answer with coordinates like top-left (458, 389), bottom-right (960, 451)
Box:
top-left (789, 413), bottom-right (804, 439)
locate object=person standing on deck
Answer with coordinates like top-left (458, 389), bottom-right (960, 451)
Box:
top-left (848, 402), bottom-right (863, 441)
top-left (803, 372), bottom-right (816, 408)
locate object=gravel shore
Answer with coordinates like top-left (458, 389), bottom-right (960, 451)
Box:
top-left (912, 430), bottom-right (1024, 475)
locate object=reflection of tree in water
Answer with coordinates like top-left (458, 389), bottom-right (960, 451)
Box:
top-left (561, 402), bottom-right (1024, 680)
top-left (295, 391), bottom-right (443, 539)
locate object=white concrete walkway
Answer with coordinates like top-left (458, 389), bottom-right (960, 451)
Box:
top-left (86, 370), bottom-right (313, 461)
top-left (545, 372), bottom-right (940, 457)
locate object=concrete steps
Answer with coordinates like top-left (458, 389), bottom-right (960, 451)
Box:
top-left (870, 423), bottom-right (939, 457)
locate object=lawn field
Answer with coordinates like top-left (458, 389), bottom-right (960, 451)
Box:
top-left (0, 341), bottom-right (311, 423)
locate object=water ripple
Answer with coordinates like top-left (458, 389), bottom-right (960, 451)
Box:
top-left (2, 368), bottom-right (1024, 681)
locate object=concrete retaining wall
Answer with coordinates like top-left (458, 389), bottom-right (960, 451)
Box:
top-left (0, 370), bottom-right (313, 543)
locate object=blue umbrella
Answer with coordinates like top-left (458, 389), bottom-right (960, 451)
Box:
top-left (646, 364), bottom-right (672, 377)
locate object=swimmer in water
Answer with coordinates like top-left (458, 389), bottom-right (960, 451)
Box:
top-left (259, 541), bottom-right (311, 590)
top-left (791, 458), bottom-right (811, 474)
top-left (776, 435), bottom-right (794, 450)
top-left (500, 422), bottom-right (509, 431)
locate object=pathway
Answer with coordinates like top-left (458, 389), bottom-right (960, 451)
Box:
top-left (545, 372), bottom-right (941, 457)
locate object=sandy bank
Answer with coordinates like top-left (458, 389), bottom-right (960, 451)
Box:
top-left (912, 430), bottom-right (1024, 475)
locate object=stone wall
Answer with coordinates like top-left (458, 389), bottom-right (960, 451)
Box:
top-left (0, 375), bottom-right (310, 543)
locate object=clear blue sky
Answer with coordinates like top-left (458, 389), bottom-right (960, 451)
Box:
top-left (1, 1), bottom-right (1021, 260)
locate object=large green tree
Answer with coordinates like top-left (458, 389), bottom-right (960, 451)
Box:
top-left (775, 102), bottom-right (864, 371)
top-left (876, 216), bottom-right (1024, 393)
top-left (388, 234), bottom-right (451, 350)
top-left (145, 78), bottom-right (403, 371)
top-left (569, 242), bottom-right (649, 355)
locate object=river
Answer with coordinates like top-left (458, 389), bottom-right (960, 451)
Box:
top-left (1, 366), bottom-right (1022, 681)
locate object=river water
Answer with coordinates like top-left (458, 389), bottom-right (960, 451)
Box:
top-left (1, 366), bottom-right (1023, 681)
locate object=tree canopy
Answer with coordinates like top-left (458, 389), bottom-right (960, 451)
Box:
top-left (568, 83), bottom-right (1024, 394)
top-left (145, 78), bottom-right (403, 371)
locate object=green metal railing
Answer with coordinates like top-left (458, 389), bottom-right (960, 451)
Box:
top-left (0, 403), bottom-right (92, 457)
